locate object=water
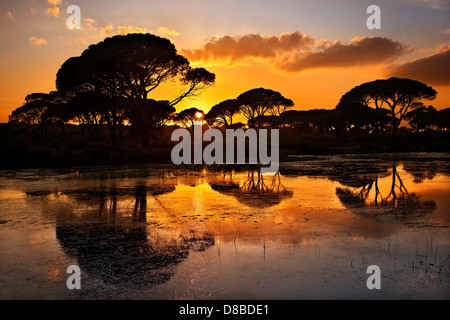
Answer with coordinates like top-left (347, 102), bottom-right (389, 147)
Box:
top-left (0, 153), bottom-right (449, 299)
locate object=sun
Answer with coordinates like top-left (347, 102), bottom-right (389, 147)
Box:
top-left (195, 111), bottom-right (204, 118)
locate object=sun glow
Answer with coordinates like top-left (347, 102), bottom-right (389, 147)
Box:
top-left (195, 111), bottom-right (204, 118)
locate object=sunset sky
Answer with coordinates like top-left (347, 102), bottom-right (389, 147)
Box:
top-left (1, 0), bottom-right (449, 122)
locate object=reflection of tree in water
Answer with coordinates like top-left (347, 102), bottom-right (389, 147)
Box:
top-left (55, 181), bottom-right (214, 287)
top-left (403, 162), bottom-right (438, 183)
top-left (210, 169), bottom-right (293, 208)
top-left (336, 165), bottom-right (436, 219)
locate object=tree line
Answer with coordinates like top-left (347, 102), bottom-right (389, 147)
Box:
top-left (8, 33), bottom-right (450, 149)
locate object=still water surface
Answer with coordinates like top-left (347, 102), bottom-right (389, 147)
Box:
top-left (0, 153), bottom-right (449, 299)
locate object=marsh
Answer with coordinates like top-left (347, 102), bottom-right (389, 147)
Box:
top-left (0, 153), bottom-right (449, 299)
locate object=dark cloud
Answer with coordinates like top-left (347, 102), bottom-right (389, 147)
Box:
top-left (276, 37), bottom-right (407, 72)
top-left (183, 34), bottom-right (408, 73)
top-left (182, 32), bottom-right (314, 63)
top-left (389, 47), bottom-right (450, 86)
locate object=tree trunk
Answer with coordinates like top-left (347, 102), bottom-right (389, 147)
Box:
top-left (391, 111), bottom-right (398, 136)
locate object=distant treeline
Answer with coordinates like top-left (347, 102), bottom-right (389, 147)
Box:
top-left (2, 33), bottom-right (450, 169)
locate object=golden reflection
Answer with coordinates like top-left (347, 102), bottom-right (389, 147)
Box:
top-left (335, 165), bottom-right (436, 219)
top-left (210, 170), bottom-right (293, 208)
top-left (14, 160), bottom-right (450, 288)
top-left (47, 265), bottom-right (61, 284)
top-left (30, 234), bottom-right (45, 245)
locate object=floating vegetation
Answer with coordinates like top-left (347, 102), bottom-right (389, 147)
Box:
top-left (411, 240), bottom-right (450, 276)
top-left (65, 167), bottom-right (176, 181)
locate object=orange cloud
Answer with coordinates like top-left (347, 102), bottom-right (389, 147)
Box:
top-left (47, 0), bottom-right (62, 5)
top-left (183, 34), bottom-right (406, 72)
top-left (100, 25), bottom-right (154, 37)
top-left (84, 18), bottom-right (97, 25)
top-left (276, 37), bottom-right (406, 72)
top-left (157, 26), bottom-right (180, 38)
top-left (29, 36), bottom-right (47, 46)
top-left (117, 25), bottom-right (151, 35)
top-left (82, 18), bottom-right (98, 31)
top-left (100, 25), bottom-right (114, 37)
top-left (390, 47), bottom-right (450, 86)
top-left (46, 7), bottom-right (60, 18)
top-left (98, 25), bottom-right (180, 41)
top-left (182, 32), bottom-right (314, 65)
